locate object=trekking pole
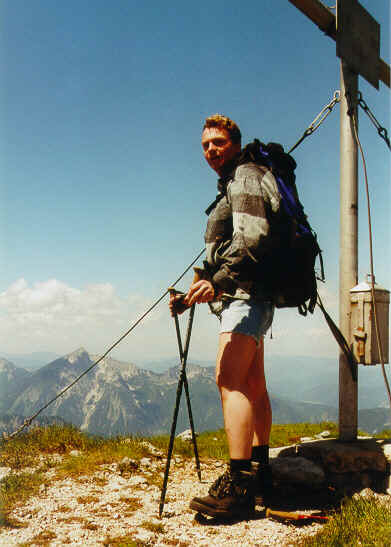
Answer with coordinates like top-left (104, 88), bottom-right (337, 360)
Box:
top-left (172, 308), bottom-right (202, 482)
top-left (159, 300), bottom-right (197, 518)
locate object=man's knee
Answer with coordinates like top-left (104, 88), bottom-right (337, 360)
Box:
top-left (215, 368), bottom-right (237, 392)
top-left (215, 332), bottom-right (257, 389)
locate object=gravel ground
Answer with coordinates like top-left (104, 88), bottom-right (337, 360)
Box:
top-left (0, 455), bottom-right (325, 546)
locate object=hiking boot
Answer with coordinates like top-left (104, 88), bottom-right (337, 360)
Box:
top-left (252, 462), bottom-right (273, 506)
top-left (189, 469), bottom-right (255, 519)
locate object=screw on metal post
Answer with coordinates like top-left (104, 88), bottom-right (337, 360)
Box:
top-left (159, 300), bottom-right (201, 518)
top-left (357, 91), bottom-right (391, 151)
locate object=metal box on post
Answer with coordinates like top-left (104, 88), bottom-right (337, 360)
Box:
top-left (350, 275), bottom-right (390, 365)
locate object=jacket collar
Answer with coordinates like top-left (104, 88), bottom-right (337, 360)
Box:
top-left (205, 161), bottom-right (238, 216)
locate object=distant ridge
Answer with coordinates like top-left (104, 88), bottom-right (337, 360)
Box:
top-left (0, 349), bottom-right (389, 436)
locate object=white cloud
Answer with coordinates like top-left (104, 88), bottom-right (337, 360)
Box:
top-left (0, 277), bottom-right (345, 366)
top-left (0, 279), bottom-right (147, 357)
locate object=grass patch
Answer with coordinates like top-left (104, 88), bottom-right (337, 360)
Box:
top-left (77, 495), bottom-right (99, 505)
top-left (54, 438), bottom-right (150, 480)
top-left (0, 471), bottom-right (43, 526)
top-left (0, 424), bottom-right (151, 472)
top-left (80, 475), bottom-right (107, 486)
top-left (84, 521), bottom-right (99, 530)
top-left (103, 535), bottom-right (147, 546)
top-left (119, 496), bottom-right (143, 511)
top-left (375, 429), bottom-right (391, 439)
top-left (0, 424), bottom-right (96, 469)
top-left (141, 520), bottom-right (165, 533)
top-left (0, 514), bottom-right (27, 528)
top-left (300, 494), bottom-right (391, 546)
top-left (151, 422), bottom-right (341, 462)
top-left (143, 468), bottom-right (164, 489)
top-left (161, 540), bottom-right (190, 546)
top-left (57, 516), bottom-right (87, 525)
top-left (118, 458), bottom-right (139, 476)
top-left (24, 529), bottom-right (57, 545)
top-left (270, 422), bottom-right (339, 447)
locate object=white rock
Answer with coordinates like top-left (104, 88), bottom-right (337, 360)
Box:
top-left (108, 476), bottom-right (127, 488)
top-left (69, 450), bottom-right (81, 457)
top-left (140, 441), bottom-right (164, 456)
top-left (353, 488), bottom-right (375, 499)
top-left (0, 467), bottom-right (11, 480)
top-left (135, 530), bottom-right (153, 542)
top-left (176, 429), bottom-right (197, 441)
top-left (382, 442), bottom-right (391, 460)
top-left (128, 476), bottom-right (148, 486)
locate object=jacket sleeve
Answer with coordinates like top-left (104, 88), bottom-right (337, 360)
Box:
top-left (211, 165), bottom-right (281, 294)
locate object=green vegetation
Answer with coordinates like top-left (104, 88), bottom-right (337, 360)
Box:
top-left (300, 494), bottom-right (391, 546)
top-left (140, 520), bottom-right (165, 533)
top-left (375, 429), bottom-right (391, 439)
top-left (0, 471), bottom-right (43, 527)
top-left (151, 421), bottom-right (340, 461)
top-left (0, 423), bottom-right (150, 478)
top-left (269, 422), bottom-right (339, 447)
top-left (0, 423), bottom-right (97, 469)
top-left (23, 529), bottom-right (57, 545)
top-left (102, 536), bottom-right (147, 546)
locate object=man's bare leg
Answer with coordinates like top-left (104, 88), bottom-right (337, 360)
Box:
top-left (216, 332), bottom-right (258, 459)
top-left (247, 339), bottom-right (272, 447)
top-left (252, 390), bottom-right (272, 446)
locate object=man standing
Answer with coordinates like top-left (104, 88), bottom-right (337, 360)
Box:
top-left (170, 114), bottom-right (281, 519)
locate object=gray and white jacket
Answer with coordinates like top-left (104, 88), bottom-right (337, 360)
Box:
top-left (204, 162), bottom-right (282, 304)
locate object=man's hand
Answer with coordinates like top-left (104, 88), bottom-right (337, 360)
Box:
top-left (184, 280), bottom-right (216, 306)
top-left (169, 292), bottom-right (188, 317)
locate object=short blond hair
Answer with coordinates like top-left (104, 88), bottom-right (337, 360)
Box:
top-left (203, 114), bottom-right (241, 145)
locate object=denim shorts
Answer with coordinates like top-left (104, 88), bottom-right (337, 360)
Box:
top-left (219, 298), bottom-right (274, 344)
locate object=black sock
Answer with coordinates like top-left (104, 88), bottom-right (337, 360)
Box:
top-left (251, 445), bottom-right (269, 466)
top-left (229, 458), bottom-right (251, 473)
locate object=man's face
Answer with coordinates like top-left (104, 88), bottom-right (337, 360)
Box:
top-left (201, 126), bottom-right (241, 176)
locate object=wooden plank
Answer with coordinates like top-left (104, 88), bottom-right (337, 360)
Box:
top-left (380, 59), bottom-right (390, 88)
top-left (337, 0), bottom-right (380, 89)
top-left (288, 0), bottom-right (336, 38)
top-left (288, 0), bottom-right (390, 88)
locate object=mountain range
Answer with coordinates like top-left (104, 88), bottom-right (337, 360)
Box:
top-left (0, 349), bottom-right (389, 437)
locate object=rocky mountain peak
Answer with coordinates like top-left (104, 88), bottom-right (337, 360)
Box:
top-left (66, 347), bottom-right (90, 365)
top-left (0, 357), bottom-right (15, 372)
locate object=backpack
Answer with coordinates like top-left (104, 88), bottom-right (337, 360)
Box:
top-left (238, 139), bottom-right (324, 316)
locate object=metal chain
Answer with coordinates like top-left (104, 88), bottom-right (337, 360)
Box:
top-left (289, 90), bottom-right (341, 154)
top-left (357, 92), bottom-right (391, 151)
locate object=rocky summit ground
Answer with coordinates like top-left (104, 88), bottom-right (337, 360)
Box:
top-left (0, 443), bottom-right (326, 546)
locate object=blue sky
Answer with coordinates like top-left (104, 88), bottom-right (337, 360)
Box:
top-left (1, 0), bottom-right (390, 366)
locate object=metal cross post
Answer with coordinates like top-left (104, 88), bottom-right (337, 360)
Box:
top-left (159, 297), bottom-right (201, 518)
top-left (287, 0), bottom-right (390, 441)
